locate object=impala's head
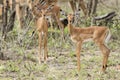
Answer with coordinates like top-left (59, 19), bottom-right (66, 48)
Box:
top-left (41, 4), bottom-right (54, 16)
top-left (67, 14), bottom-right (75, 24)
top-left (67, 9), bottom-right (81, 24)
top-left (40, 9), bottom-right (47, 17)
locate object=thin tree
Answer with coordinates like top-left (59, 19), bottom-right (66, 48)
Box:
top-left (88, 0), bottom-right (98, 16)
top-left (2, 0), bottom-right (16, 39)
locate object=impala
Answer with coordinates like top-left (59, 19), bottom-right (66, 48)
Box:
top-left (31, 0), bottom-right (65, 40)
top-left (67, 14), bottom-right (111, 72)
top-left (35, 7), bottom-right (53, 63)
top-left (55, 0), bottom-right (87, 16)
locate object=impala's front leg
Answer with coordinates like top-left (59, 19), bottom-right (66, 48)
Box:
top-left (43, 33), bottom-right (48, 61)
top-left (38, 32), bottom-right (42, 63)
top-left (76, 41), bottom-right (82, 71)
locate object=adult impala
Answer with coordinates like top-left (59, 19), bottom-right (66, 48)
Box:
top-left (36, 0), bottom-right (87, 16)
top-left (54, 0), bottom-right (87, 16)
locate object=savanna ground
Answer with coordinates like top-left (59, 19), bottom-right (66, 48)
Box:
top-left (0, 0), bottom-right (120, 80)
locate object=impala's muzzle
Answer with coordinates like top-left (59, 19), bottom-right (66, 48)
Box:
top-left (70, 17), bottom-right (75, 24)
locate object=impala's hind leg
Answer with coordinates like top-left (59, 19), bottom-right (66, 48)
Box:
top-left (43, 33), bottom-right (48, 61)
top-left (100, 43), bottom-right (110, 71)
top-left (95, 39), bottom-right (110, 72)
top-left (38, 32), bottom-right (42, 63)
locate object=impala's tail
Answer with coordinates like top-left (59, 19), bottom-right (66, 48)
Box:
top-left (105, 29), bottom-right (111, 43)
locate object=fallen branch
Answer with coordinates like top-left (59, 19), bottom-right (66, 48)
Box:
top-left (92, 11), bottom-right (117, 26)
top-left (94, 11), bottom-right (116, 20)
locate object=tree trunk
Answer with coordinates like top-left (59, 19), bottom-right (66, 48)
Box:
top-left (6, 0), bottom-right (16, 32)
top-left (88, 0), bottom-right (98, 16)
top-left (88, 0), bottom-right (93, 16)
top-left (79, 0), bottom-right (87, 16)
top-left (2, 0), bottom-right (16, 39)
top-left (2, 0), bottom-right (8, 39)
top-left (92, 0), bottom-right (98, 15)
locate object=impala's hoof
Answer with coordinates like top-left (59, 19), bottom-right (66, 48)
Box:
top-left (102, 65), bottom-right (107, 72)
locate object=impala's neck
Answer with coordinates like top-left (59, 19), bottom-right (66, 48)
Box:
top-left (39, 14), bottom-right (46, 22)
top-left (68, 23), bottom-right (74, 35)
